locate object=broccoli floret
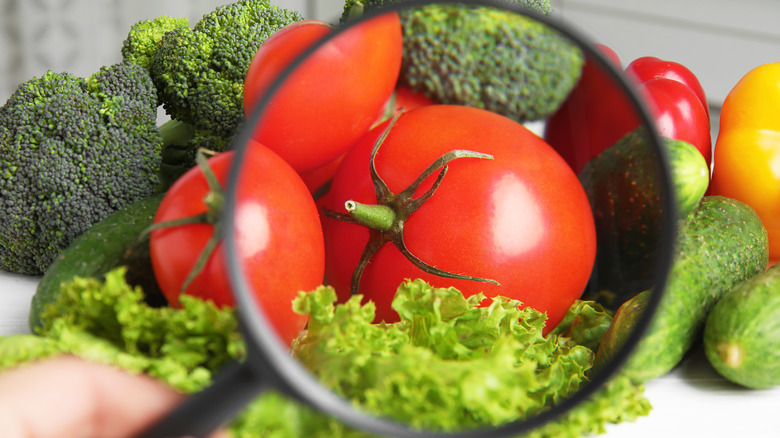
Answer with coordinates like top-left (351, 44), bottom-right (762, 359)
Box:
top-left (0, 62), bottom-right (163, 275)
top-left (148, 0), bottom-right (304, 136)
top-left (341, 0), bottom-right (553, 21)
top-left (342, 1), bottom-right (582, 123)
top-left (121, 15), bottom-right (191, 72)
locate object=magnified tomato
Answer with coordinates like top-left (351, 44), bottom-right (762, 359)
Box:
top-left (244, 12), bottom-right (403, 174)
top-left (320, 105), bottom-right (597, 333)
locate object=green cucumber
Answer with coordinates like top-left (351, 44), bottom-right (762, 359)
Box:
top-left (29, 193), bottom-right (165, 330)
top-left (578, 128), bottom-right (710, 308)
top-left (704, 263), bottom-right (780, 389)
top-left (595, 196), bottom-right (768, 384)
top-left (664, 137), bottom-right (710, 218)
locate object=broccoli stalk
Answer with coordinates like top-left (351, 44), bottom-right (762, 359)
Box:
top-left (0, 62), bottom-right (163, 275)
top-left (155, 118), bottom-right (237, 193)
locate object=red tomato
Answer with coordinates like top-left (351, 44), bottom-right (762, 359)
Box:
top-left (299, 152), bottom-right (346, 195)
top-left (243, 20), bottom-right (330, 116)
top-left (389, 85), bottom-right (434, 114)
top-left (149, 143), bottom-right (325, 345)
top-left (320, 105), bottom-right (597, 333)
top-left (302, 86), bottom-right (434, 197)
top-left (244, 13), bottom-right (403, 173)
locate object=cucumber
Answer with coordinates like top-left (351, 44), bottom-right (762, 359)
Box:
top-left (578, 128), bottom-right (710, 308)
top-left (663, 137), bottom-right (710, 218)
top-left (29, 193), bottom-right (165, 330)
top-left (704, 263), bottom-right (780, 389)
top-left (594, 196), bottom-right (768, 384)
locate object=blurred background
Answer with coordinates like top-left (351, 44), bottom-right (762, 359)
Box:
top-left (1, 0), bottom-right (779, 136)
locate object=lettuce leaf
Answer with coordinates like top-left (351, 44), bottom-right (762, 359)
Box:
top-left (291, 279), bottom-right (595, 430)
top-left (549, 300), bottom-right (614, 353)
top-left (0, 269), bottom-right (651, 437)
top-left (0, 267), bottom-right (244, 393)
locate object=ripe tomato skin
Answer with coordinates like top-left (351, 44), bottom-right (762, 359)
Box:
top-left (300, 85), bottom-right (435, 196)
top-left (244, 13), bottom-right (403, 174)
top-left (149, 142), bottom-right (325, 345)
top-left (389, 85), bottom-right (434, 114)
top-left (321, 105), bottom-right (597, 333)
top-left (243, 20), bottom-right (331, 117)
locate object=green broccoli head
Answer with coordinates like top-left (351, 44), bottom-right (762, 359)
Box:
top-left (341, 0), bottom-right (554, 23)
top-left (121, 15), bottom-right (191, 72)
top-left (342, 1), bottom-right (581, 123)
top-left (149, 0), bottom-right (303, 136)
top-left (0, 62), bottom-right (163, 275)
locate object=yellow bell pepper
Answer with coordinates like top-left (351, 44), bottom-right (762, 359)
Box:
top-left (710, 62), bottom-right (780, 261)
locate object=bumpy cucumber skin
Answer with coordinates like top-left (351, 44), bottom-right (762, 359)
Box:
top-left (29, 193), bottom-right (164, 330)
top-left (704, 263), bottom-right (780, 389)
top-left (596, 196), bottom-right (768, 384)
top-left (579, 129), bottom-right (709, 308)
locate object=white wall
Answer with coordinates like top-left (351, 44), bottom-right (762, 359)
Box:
top-left (1, 0), bottom-right (778, 110)
top-left (551, 0), bottom-right (780, 108)
top-left (0, 0), bottom-right (323, 102)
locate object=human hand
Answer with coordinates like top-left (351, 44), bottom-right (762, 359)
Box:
top-left (0, 355), bottom-right (230, 438)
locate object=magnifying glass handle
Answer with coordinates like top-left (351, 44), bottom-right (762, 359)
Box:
top-left (136, 361), bottom-right (267, 438)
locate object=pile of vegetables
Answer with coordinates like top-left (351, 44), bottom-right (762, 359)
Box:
top-left (2, 0), bottom-right (780, 437)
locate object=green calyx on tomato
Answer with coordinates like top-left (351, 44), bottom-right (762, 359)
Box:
top-left (323, 114), bottom-right (499, 296)
top-left (141, 149), bottom-right (224, 294)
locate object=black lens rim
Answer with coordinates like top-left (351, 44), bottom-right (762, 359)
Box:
top-left (223, 1), bottom-right (677, 436)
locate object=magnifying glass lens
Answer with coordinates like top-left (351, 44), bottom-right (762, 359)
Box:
top-left (145, 1), bottom-right (675, 437)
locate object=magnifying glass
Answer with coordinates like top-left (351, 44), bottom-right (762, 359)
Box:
top-left (139, 0), bottom-right (676, 436)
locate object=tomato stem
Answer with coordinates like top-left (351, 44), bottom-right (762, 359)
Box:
top-left (324, 112), bottom-right (500, 298)
top-left (344, 200), bottom-right (396, 231)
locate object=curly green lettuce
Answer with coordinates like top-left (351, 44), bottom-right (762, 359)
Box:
top-left (230, 282), bottom-right (648, 438)
top-left (0, 267), bottom-right (243, 393)
top-left (292, 280), bottom-right (594, 430)
top-left (0, 269), bottom-right (650, 437)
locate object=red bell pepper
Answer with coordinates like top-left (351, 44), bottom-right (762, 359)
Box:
top-left (544, 48), bottom-right (712, 173)
top-left (626, 57), bottom-right (712, 166)
top-left (625, 56), bottom-right (709, 119)
top-left (544, 44), bottom-right (639, 173)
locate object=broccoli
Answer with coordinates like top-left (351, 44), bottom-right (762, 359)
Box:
top-left (140, 0), bottom-right (304, 136)
top-left (0, 61), bottom-right (163, 275)
top-left (121, 15), bottom-right (191, 72)
top-left (341, 0), bottom-right (554, 21)
top-left (156, 119), bottom-right (237, 190)
top-left (342, 0), bottom-right (583, 123)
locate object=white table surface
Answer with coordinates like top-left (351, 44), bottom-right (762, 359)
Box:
top-left (2, 270), bottom-right (779, 437)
